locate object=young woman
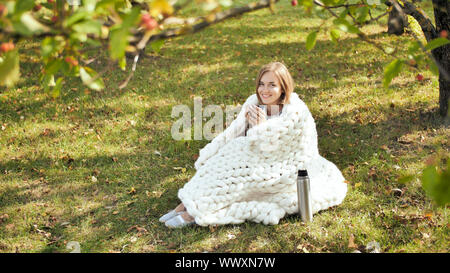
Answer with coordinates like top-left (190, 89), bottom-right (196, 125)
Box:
top-left (160, 62), bottom-right (348, 228)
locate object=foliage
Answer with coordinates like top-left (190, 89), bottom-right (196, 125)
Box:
top-left (421, 158), bottom-right (450, 207)
top-left (0, 0), bottom-right (448, 96)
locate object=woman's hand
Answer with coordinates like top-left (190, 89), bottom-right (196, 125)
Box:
top-left (245, 105), bottom-right (266, 127)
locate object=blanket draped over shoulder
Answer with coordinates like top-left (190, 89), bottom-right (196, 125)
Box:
top-left (178, 92), bottom-right (348, 226)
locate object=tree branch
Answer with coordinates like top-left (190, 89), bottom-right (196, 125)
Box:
top-left (140, 0), bottom-right (280, 50)
top-left (386, 0), bottom-right (438, 41)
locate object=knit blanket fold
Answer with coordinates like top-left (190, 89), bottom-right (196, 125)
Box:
top-left (178, 92), bottom-right (348, 226)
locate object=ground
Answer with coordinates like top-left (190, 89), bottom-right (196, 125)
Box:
top-left (0, 0), bottom-right (448, 253)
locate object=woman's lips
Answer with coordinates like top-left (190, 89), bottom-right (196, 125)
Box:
top-left (261, 94), bottom-right (271, 99)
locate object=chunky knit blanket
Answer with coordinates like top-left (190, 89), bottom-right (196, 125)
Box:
top-left (178, 92), bottom-right (348, 226)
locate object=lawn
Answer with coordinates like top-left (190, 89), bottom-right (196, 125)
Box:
top-left (0, 1), bottom-right (448, 253)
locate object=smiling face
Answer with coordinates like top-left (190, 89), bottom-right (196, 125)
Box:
top-left (257, 71), bottom-right (283, 105)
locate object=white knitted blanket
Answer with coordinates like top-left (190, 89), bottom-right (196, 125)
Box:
top-left (178, 92), bottom-right (348, 226)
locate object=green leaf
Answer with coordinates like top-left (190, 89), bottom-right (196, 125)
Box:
top-left (424, 37), bottom-right (450, 51)
top-left (356, 6), bottom-right (369, 23)
top-left (366, 0), bottom-right (381, 5)
top-left (64, 11), bottom-right (91, 28)
top-left (96, 0), bottom-right (118, 11)
top-left (383, 59), bottom-right (403, 88)
top-left (398, 175), bottom-right (414, 184)
top-left (150, 39), bottom-right (165, 54)
top-left (407, 41), bottom-right (420, 54)
top-left (314, 6), bottom-right (328, 20)
top-left (79, 67), bottom-right (105, 91)
top-left (13, 12), bottom-right (50, 36)
top-left (0, 49), bottom-right (20, 87)
top-left (42, 74), bottom-right (55, 93)
top-left (41, 2), bottom-right (54, 10)
top-left (119, 56), bottom-right (126, 71)
top-left (45, 59), bottom-right (63, 75)
top-left (428, 59), bottom-right (439, 76)
top-left (83, 0), bottom-right (98, 12)
top-left (70, 32), bottom-right (88, 42)
top-left (51, 77), bottom-right (63, 98)
top-left (421, 163), bottom-right (450, 207)
top-left (219, 0), bottom-right (233, 7)
top-left (72, 20), bottom-right (102, 35)
top-left (41, 36), bottom-right (65, 59)
top-left (122, 6), bottom-right (141, 28)
top-left (330, 29), bottom-right (340, 44)
top-left (338, 8), bottom-right (348, 19)
top-left (109, 7), bottom-right (140, 60)
top-left (333, 18), bottom-right (360, 34)
top-left (14, 0), bottom-right (35, 15)
top-left (110, 28), bottom-right (128, 60)
top-left (421, 166), bottom-right (438, 194)
top-left (305, 31), bottom-right (318, 51)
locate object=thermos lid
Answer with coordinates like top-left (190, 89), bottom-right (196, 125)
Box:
top-left (298, 170), bottom-right (308, 177)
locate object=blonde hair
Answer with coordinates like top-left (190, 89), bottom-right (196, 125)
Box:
top-left (255, 62), bottom-right (294, 105)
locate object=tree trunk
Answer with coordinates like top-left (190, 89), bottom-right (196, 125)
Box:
top-left (387, 2), bottom-right (408, 35)
top-left (432, 0), bottom-right (450, 117)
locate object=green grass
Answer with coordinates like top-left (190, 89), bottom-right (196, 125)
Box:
top-left (0, 1), bottom-right (449, 253)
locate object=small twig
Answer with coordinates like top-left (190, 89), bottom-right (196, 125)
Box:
top-left (119, 54), bottom-right (140, 89)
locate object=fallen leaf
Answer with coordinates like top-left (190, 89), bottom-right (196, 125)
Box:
top-left (112, 211), bottom-right (119, 215)
top-left (354, 182), bottom-right (362, 188)
top-left (66, 241), bottom-right (81, 253)
top-left (366, 241), bottom-right (381, 253)
top-left (0, 214), bottom-right (9, 224)
top-left (424, 211), bottom-right (433, 221)
top-left (127, 225), bottom-right (148, 234)
top-left (348, 234), bottom-right (357, 249)
top-left (390, 188), bottom-right (403, 197)
top-left (209, 225), bottom-right (218, 232)
top-left (368, 167), bottom-right (377, 178)
top-left (5, 223), bottom-right (15, 231)
top-left (425, 155), bottom-right (436, 166)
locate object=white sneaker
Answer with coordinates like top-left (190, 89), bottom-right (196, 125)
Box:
top-left (165, 214), bottom-right (195, 228)
top-left (159, 210), bottom-right (183, 223)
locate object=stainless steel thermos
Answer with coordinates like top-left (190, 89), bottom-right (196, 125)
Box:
top-left (297, 170), bottom-right (313, 222)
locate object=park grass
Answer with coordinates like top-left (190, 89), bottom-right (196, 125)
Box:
top-left (0, 1), bottom-right (449, 253)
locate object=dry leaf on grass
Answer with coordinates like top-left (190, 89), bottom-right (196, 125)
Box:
top-left (348, 234), bottom-right (357, 249)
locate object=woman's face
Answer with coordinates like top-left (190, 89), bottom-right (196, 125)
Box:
top-left (258, 71), bottom-right (283, 105)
